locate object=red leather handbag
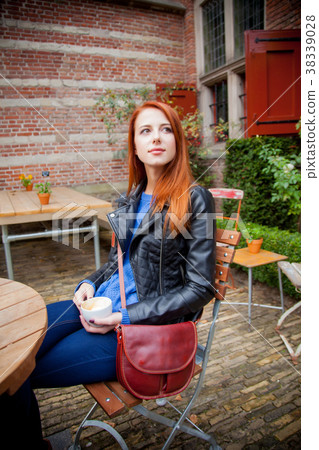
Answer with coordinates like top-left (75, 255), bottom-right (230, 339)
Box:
top-left (116, 242), bottom-right (198, 400)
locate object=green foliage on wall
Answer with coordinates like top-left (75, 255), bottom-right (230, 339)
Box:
top-left (223, 136), bottom-right (301, 232)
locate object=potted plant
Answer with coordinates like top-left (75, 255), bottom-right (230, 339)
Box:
top-left (242, 223), bottom-right (263, 254)
top-left (35, 181), bottom-right (52, 205)
top-left (19, 173), bottom-right (33, 191)
top-left (213, 118), bottom-right (229, 142)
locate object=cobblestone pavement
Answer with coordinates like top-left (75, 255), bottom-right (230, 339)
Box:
top-left (0, 225), bottom-right (301, 449)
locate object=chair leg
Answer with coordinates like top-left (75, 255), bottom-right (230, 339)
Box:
top-left (71, 400), bottom-right (220, 450)
top-left (133, 403), bottom-right (221, 449)
top-left (163, 400), bottom-right (221, 450)
top-left (275, 300), bottom-right (301, 364)
top-left (277, 265), bottom-right (285, 313)
top-left (248, 267), bottom-right (253, 327)
top-left (71, 402), bottom-right (98, 449)
top-left (70, 402), bottom-right (129, 450)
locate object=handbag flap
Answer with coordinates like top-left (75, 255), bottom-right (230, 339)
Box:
top-left (119, 322), bottom-right (197, 374)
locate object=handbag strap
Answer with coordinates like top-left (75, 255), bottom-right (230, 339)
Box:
top-left (117, 241), bottom-right (127, 309)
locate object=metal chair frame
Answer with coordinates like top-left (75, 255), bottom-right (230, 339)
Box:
top-left (71, 300), bottom-right (221, 450)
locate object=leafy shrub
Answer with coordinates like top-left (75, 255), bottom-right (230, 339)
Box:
top-left (259, 143), bottom-right (301, 219)
top-left (223, 136), bottom-right (300, 232)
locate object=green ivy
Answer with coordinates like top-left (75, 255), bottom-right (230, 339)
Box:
top-left (223, 136), bottom-right (301, 232)
top-left (92, 86), bottom-right (153, 144)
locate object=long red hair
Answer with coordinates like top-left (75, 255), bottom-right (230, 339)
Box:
top-left (127, 101), bottom-right (194, 231)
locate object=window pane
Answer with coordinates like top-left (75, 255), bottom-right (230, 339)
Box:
top-left (215, 82), bottom-right (228, 124)
top-left (202, 0), bottom-right (226, 72)
top-left (234, 0), bottom-right (264, 58)
top-left (210, 81), bottom-right (228, 141)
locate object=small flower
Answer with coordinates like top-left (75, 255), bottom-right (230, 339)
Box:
top-left (19, 173), bottom-right (33, 187)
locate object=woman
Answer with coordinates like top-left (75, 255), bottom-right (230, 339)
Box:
top-left (2, 101), bottom-right (216, 448)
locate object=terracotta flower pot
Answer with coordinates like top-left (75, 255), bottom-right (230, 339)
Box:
top-left (38, 193), bottom-right (50, 205)
top-left (246, 238), bottom-right (263, 254)
top-left (26, 183), bottom-right (33, 191)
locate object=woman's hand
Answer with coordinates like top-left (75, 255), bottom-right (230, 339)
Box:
top-left (73, 282), bottom-right (94, 311)
top-left (80, 311), bottom-right (123, 335)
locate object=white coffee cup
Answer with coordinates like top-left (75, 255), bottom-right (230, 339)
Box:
top-left (81, 296), bottom-right (112, 327)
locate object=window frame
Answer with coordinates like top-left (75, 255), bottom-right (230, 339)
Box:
top-left (209, 80), bottom-right (229, 142)
top-left (202, 0), bottom-right (226, 72)
top-left (195, 0), bottom-right (265, 144)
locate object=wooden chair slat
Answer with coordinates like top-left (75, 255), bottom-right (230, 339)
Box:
top-left (216, 246), bottom-right (235, 264)
top-left (215, 264), bottom-right (230, 282)
top-left (193, 363), bottom-right (202, 376)
top-left (84, 382), bottom-right (125, 418)
top-left (105, 381), bottom-right (142, 408)
top-left (216, 229), bottom-right (241, 246)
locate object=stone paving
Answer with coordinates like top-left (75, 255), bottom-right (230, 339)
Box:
top-left (0, 224), bottom-right (301, 449)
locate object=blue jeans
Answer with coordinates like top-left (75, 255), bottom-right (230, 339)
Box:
top-left (0, 300), bottom-right (118, 448)
top-left (31, 300), bottom-right (117, 387)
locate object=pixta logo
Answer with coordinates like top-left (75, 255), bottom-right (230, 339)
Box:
top-left (52, 202), bottom-right (98, 249)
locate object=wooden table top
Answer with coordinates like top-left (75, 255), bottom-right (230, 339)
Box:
top-left (0, 187), bottom-right (111, 225)
top-left (233, 247), bottom-right (288, 268)
top-left (0, 278), bottom-right (47, 395)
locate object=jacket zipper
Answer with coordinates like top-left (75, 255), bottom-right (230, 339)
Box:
top-left (109, 204), bottom-right (163, 299)
top-left (130, 259), bottom-right (140, 302)
top-left (159, 229), bottom-right (164, 295)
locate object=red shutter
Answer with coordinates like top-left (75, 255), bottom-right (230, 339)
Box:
top-left (156, 83), bottom-right (197, 118)
top-left (245, 30), bottom-right (301, 137)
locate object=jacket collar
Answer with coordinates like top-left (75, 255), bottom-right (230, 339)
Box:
top-left (115, 179), bottom-right (147, 207)
top-left (109, 179), bottom-right (160, 251)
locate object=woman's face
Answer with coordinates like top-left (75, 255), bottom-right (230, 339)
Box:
top-left (134, 107), bottom-right (177, 176)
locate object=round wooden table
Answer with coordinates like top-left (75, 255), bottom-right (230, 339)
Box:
top-left (0, 278), bottom-right (47, 395)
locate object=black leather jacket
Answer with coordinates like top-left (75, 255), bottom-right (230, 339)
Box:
top-left (86, 181), bottom-right (216, 325)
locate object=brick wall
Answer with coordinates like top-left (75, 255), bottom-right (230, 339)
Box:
top-left (266, 0), bottom-right (301, 30)
top-left (0, 0), bottom-right (196, 190)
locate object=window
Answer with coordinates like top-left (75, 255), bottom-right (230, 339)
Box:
top-left (199, 0), bottom-right (265, 142)
top-left (202, 0), bottom-right (225, 72)
top-left (238, 73), bottom-right (247, 137)
top-left (210, 81), bottom-right (228, 141)
top-left (202, 0), bottom-right (264, 74)
top-left (234, 0), bottom-right (264, 58)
